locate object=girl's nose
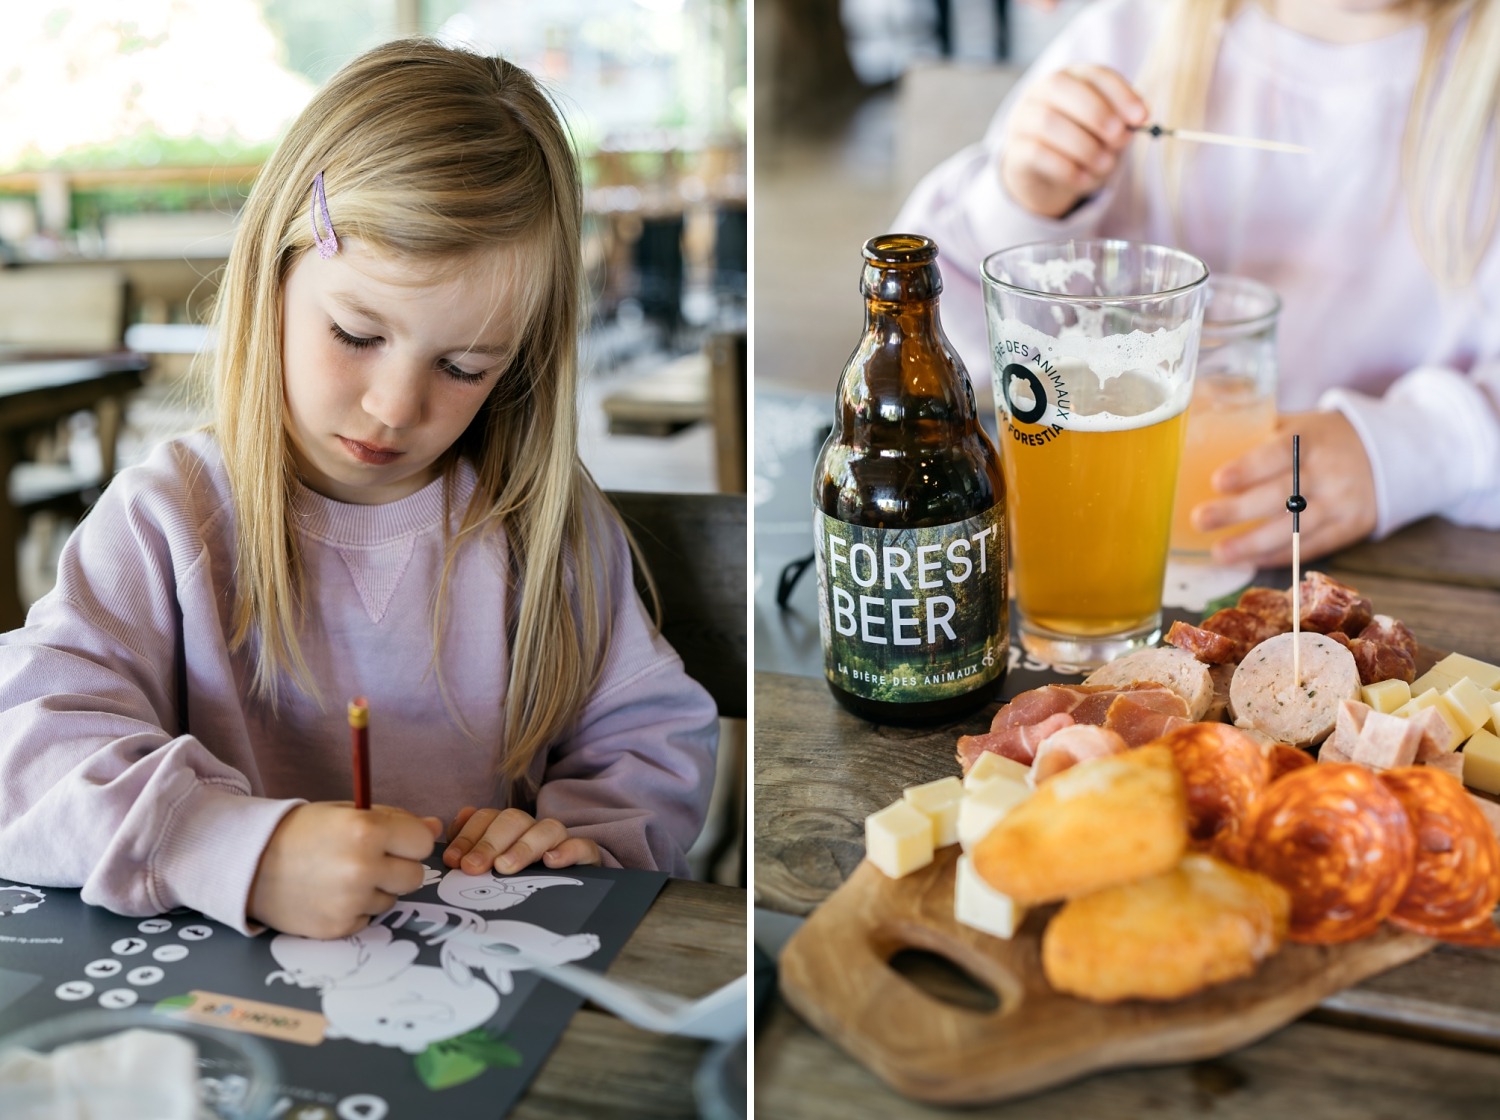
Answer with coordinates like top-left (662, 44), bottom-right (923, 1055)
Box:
top-left (361, 360), bottom-right (426, 431)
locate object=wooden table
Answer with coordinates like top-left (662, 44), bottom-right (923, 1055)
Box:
top-left (521, 877), bottom-right (746, 1118)
top-left (0, 351), bottom-right (149, 631)
top-left (754, 521), bottom-right (1500, 1116)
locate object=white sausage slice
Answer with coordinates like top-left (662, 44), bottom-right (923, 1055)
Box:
top-left (1228, 632), bottom-right (1361, 746)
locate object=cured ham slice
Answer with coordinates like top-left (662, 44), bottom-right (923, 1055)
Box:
top-left (957, 711), bottom-right (1074, 772)
top-left (1102, 694), bottom-right (1190, 746)
top-left (1029, 724), bottom-right (1129, 785)
top-left (1084, 647), bottom-right (1214, 720)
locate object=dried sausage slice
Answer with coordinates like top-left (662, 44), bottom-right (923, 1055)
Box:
top-left (1379, 767), bottom-right (1500, 941)
top-left (1299, 571), bottom-right (1374, 636)
top-left (1158, 723), bottom-right (1272, 859)
top-left (1237, 587), bottom-right (1293, 631)
top-left (1166, 620), bottom-right (1240, 665)
top-left (1241, 764), bottom-right (1415, 943)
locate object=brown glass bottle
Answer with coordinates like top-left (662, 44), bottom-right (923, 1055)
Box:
top-left (813, 234), bottom-right (1008, 724)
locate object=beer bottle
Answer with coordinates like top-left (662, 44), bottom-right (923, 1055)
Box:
top-left (813, 233), bottom-right (1008, 724)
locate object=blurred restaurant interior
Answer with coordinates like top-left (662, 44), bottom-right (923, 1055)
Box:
top-left (0, 0), bottom-right (747, 884)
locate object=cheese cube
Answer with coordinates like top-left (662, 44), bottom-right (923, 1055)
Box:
top-left (864, 800), bottom-right (935, 879)
top-left (964, 751), bottom-right (1029, 791)
top-left (1394, 688), bottom-right (1443, 718)
top-left (903, 776), bottom-right (964, 848)
top-left (957, 779), bottom-right (1031, 851)
top-left (1443, 678), bottom-right (1491, 739)
top-left (954, 853), bottom-right (1026, 939)
top-left (1431, 653), bottom-right (1500, 690)
top-left (1410, 666), bottom-right (1463, 698)
top-left (1461, 726), bottom-right (1500, 796)
top-left (1489, 698), bottom-right (1500, 735)
top-left (1422, 700), bottom-right (1466, 754)
top-left (1361, 679), bottom-right (1411, 715)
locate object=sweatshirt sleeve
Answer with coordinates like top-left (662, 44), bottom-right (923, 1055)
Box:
top-left (533, 510), bottom-right (720, 879)
top-left (0, 456), bottom-right (301, 934)
top-left (892, 0), bottom-right (1153, 375)
top-left (1320, 360), bottom-right (1500, 537)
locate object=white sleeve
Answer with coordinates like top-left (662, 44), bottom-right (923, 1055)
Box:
top-left (1320, 361), bottom-right (1500, 536)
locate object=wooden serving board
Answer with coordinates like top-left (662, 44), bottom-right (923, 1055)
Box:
top-left (778, 845), bottom-right (1434, 1106)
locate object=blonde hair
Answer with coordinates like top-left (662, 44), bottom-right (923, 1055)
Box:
top-left (1138, 0), bottom-right (1500, 286)
top-left (204, 38), bottom-right (628, 783)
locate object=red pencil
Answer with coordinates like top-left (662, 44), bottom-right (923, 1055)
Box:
top-left (348, 696), bottom-right (370, 810)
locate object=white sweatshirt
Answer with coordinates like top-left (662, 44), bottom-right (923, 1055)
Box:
top-left (895, 0), bottom-right (1500, 537)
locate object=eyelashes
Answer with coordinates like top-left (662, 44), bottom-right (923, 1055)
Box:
top-left (327, 322), bottom-right (491, 385)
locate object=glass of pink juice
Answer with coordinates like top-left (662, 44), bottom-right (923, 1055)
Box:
top-left (1170, 275), bottom-right (1280, 557)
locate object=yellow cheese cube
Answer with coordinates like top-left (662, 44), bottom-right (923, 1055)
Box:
top-left (964, 750), bottom-right (1030, 791)
top-left (957, 778), bottom-right (1031, 851)
top-left (954, 853), bottom-right (1027, 939)
top-left (1489, 699), bottom-right (1500, 735)
top-left (903, 776), bottom-right (964, 848)
top-left (1361, 679), bottom-right (1411, 715)
top-left (1411, 667), bottom-right (1463, 698)
top-left (1443, 678), bottom-right (1491, 739)
top-left (864, 800), bottom-right (935, 879)
top-left (1394, 688), bottom-right (1443, 718)
top-left (1461, 726), bottom-right (1500, 796)
top-left (1431, 653), bottom-right (1500, 690)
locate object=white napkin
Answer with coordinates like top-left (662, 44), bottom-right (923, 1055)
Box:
top-left (0, 1027), bottom-right (197, 1120)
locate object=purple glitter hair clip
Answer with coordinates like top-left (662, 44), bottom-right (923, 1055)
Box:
top-left (311, 171), bottom-right (339, 259)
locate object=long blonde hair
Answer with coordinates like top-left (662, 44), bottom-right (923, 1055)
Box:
top-left (205, 38), bottom-right (622, 782)
top-left (1138, 0), bottom-right (1500, 286)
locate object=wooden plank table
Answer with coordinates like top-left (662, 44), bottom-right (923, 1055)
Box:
top-left (754, 522), bottom-right (1500, 1116)
top-left (521, 878), bottom-right (746, 1118)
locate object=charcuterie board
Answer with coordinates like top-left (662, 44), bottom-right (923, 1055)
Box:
top-left (778, 846), bottom-right (1433, 1106)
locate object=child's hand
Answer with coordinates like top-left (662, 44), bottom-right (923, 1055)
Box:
top-left (248, 803), bottom-right (442, 939)
top-left (1194, 411), bottom-right (1378, 567)
top-left (1000, 64), bottom-right (1148, 218)
top-left (442, 806), bottom-right (602, 875)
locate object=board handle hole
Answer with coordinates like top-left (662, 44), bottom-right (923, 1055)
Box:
top-left (888, 948), bottom-right (1000, 1013)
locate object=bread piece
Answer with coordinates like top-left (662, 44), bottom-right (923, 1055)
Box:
top-left (1042, 853), bottom-right (1290, 1003)
top-left (971, 745), bottom-right (1188, 905)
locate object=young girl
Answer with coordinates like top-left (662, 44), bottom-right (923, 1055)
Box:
top-left (896, 0), bottom-right (1500, 567)
top-left (0, 41), bottom-right (719, 940)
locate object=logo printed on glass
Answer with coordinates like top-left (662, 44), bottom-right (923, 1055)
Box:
top-left (996, 339), bottom-right (1071, 447)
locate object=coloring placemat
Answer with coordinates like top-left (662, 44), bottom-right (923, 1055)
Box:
top-left (0, 859), bottom-right (667, 1118)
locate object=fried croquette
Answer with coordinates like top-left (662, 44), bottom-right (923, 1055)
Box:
top-left (1042, 854), bottom-right (1291, 1003)
top-left (971, 745), bottom-right (1189, 905)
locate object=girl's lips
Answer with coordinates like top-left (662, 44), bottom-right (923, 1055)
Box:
top-left (339, 436), bottom-right (403, 465)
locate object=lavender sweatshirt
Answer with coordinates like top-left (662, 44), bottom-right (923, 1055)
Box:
top-left (895, 0), bottom-right (1500, 539)
top-left (0, 433), bottom-right (718, 933)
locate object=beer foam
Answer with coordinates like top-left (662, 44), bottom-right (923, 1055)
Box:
top-left (999, 257), bottom-right (1097, 294)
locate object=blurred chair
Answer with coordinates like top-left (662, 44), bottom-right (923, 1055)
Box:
top-left (712, 202), bottom-right (748, 309)
top-left (632, 213), bottom-right (686, 346)
top-left (707, 329), bottom-right (746, 493)
top-left (607, 489), bottom-right (747, 885)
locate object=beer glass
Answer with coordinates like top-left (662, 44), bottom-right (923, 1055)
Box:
top-left (1169, 275), bottom-right (1281, 556)
top-left (981, 239), bottom-right (1208, 669)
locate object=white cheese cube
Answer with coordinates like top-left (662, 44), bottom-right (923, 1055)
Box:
top-left (1393, 688), bottom-right (1443, 718)
top-left (1489, 698), bottom-right (1500, 735)
top-left (1462, 727), bottom-right (1500, 796)
top-left (903, 775), bottom-right (964, 848)
top-left (864, 800), bottom-right (935, 879)
top-left (1410, 667), bottom-right (1463, 698)
top-left (1424, 700), bottom-right (1467, 754)
top-left (964, 751), bottom-right (1029, 791)
top-left (957, 779), bottom-right (1031, 851)
top-left (1443, 678), bottom-right (1491, 739)
top-left (1432, 653), bottom-right (1500, 690)
top-left (954, 853), bottom-right (1026, 939)
top-left (1361, 679), bottom-right (1411, 715)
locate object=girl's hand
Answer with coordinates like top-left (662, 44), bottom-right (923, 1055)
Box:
top-left (443, 806), bottom-right (602, 875)
top-left (248, 802), bottom-right (442, 939)
top-left (1000, 64), bottom-right (1148, 219)
top-left (1194, 411), bottom-right (1378, 567)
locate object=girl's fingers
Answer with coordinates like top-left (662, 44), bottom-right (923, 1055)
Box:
top-left (1021, 101), bottom-right (1115, 173)
top-left (460, 808), bottom-right (540, 875)
top-left (444, 807), bottom-right (501, 868)
top-left (1050, 67), bottom-right (1140, 149)
top-left (1068, 64), bottom-right (1149, 130)
top-left (491, 817), bottom-right (569, 875)
top-left (375, 855), bottom-right (431, 898)
top-left (1009, 134), bottom-right (1095, 193)
top-left (542, 837), bottom-right (604, 869)
top-left (446, 805), bottom-right (479, 842)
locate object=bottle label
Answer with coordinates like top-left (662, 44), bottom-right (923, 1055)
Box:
top-left (814, 507), bottom-right (1007, 703)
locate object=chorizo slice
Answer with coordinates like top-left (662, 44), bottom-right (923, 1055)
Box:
top-left (1157, 722), bottom-right (1272, 859)
top-left (1379, 767), bottom-right (1500, 940)
top-left (1241, 764), bottom-right (1415, 944)
top-left (1269, 743), bottom-right (1314, 781)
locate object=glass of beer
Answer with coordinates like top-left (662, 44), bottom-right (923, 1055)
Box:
top-left (1169, 274), bottom-right (1280, 556)
top-left (981, 239), bottom-right (1208, 669)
